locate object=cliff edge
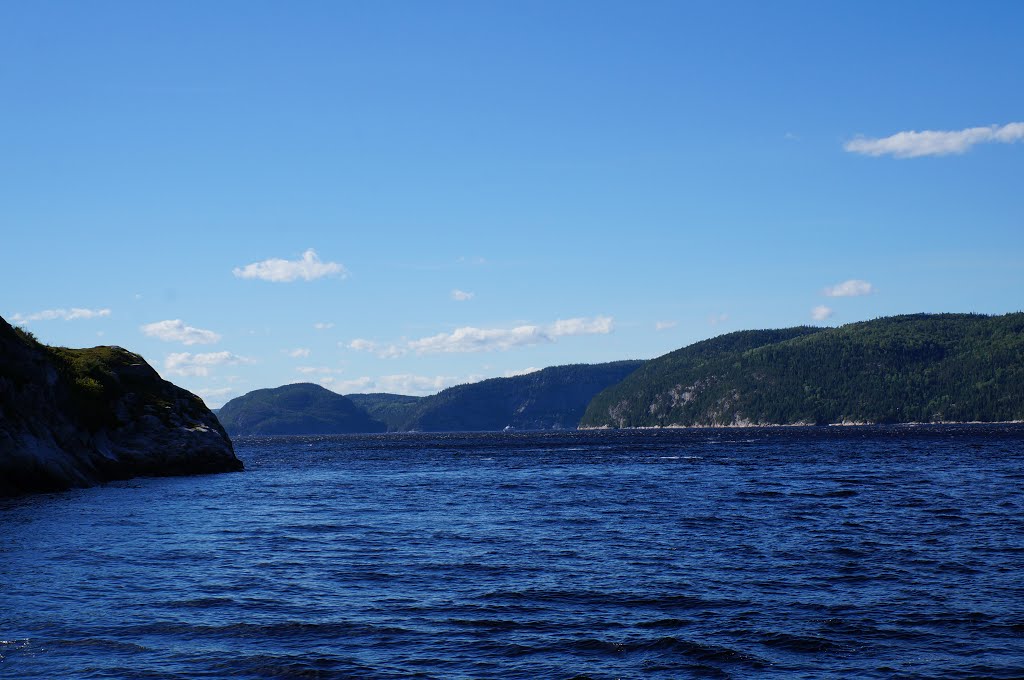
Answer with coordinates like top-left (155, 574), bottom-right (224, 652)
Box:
top-left (0, 315), bottom-right (242, 496)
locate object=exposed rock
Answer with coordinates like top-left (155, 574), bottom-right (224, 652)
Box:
top-left (0, 316), bottom-right (241, 497)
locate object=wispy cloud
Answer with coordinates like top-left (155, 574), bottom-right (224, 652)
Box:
top-left (347, 316), bottom-right (613, 357)
top-left (313, 322), bottom-right (335, 330)
top-left (328, 373), bottom-right (477, 396)
top-left (811, 305), bottom-right (834, 321)
top-left (12, 307), bottom-right (111, 324)
top-left (232, 249), bottom-right (348, 283)
top-left (408, 316), bottom-right (613, 355)
top-left (548, 316), bottom-right (613, 337)
top-left (451, 289), bottom-right (475, 301)
top-left (348, 338), bottom-right (378, 352)
top-left (823, 279), bottom-right (876, 297)
top-left (655, 320), bottom-right (678, 331)
top-left (708, 313), bottom-right (729, 327)
top-left (194, 386), bottom-right (238, 407)
top-left (165, 351), bottom-right (251, 376)
top-left (844, 122), bottom-right (1024, 158)
top-left (284, 348), bottom-right (311, 358)
top-left (296, 366), bottom-right (343, 375)
top-left (320, 376), bottom-right (371, 391)
top-left (141, 319), bottom-right (221, 345)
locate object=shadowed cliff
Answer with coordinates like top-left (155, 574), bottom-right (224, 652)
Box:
top-left (0, 315), bottom-right (242, 497)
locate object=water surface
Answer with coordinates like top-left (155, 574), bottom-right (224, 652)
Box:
top-left (2, 426), bottom-right (1023, 678)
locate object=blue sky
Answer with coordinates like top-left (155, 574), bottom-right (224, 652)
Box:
top-left (3, 1), bottom-right (1022, 406)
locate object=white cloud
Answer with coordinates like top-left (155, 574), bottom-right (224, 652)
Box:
top-left (348, 338), bottom-right (377, 352)
top-left (844, 122), bottom-right (1024, 158)
top-left (504, 367), bottom-right (541, 377)
top-left (451, 289), bottom-right (475, 301)
top-left (347, 316), bottom-right (613, 357)
top-left (327, 376), bottom-right (373, 392)
top-left (823, 279), bottom-right (876, 297)
top-left (165, 351), bottom-right (251, 377)
top-left (655, 320), bottom-right (678, 331)
top-left (347, 338), bottom-right (407, 359)
top-left (12, 307), bottom-right (111, 324)
top-left (195, 387), bottom-right (238, 408)
top-left (811, 305), bottom-right (834, 321)
top-left (708, 313), bottom-right (730, 327)
top-left (296, 366), bottom-right (343, 375)
top-left (377, 374), bottom-right (467, 394)
top-left (378, 344), bottom-right (405, 359)
top-left (232, 248), bottom-right (348, 283)
top-left (334, 373), bottom-right (479, 396)
top-left (285, 348), bottom-right (311, 358)
top-left (141, 319), bottom-right (222, 345)
top-left (549, 316), bottom-right (614, 337)
top-left (313, 322), bottom-right (335, 330)
top-left (408, 324), bottom-right (548, 354)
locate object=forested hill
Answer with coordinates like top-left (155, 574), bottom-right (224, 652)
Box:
top-left (217, 383), bottom-right (386, 436)
top-left (579, 313), bottom-right (1024, 428)
top-left (381, 361), bottom-right (645, 432)
top-left (345, 393), bottom-right (423, 431)
top-left (219, 361), bottom-right (645, 434)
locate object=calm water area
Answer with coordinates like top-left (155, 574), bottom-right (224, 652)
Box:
top-left (2, 426), bottom-right (1023, 678)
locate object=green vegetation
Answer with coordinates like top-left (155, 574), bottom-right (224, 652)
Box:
top-left (1, 314), bottom-right (240, 496)
top-left (580, 313), bottom-right (1024, 428)
top-left (345, 393), bottom-right (423, 431)
top-left (217, 383), bottom-right (387, 436)
top-left (46, 345), bottom-right (183, 430)
top-left (221, 361), bottom-right (645, 434)
top-left (394, 361), bottom-right (645, 431)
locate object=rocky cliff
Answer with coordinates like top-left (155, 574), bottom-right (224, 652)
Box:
top-left (0, 315), bottom-right (242, 496)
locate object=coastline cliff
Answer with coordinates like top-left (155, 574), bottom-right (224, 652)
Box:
top-left (0, 315), bottom-right (242, 497)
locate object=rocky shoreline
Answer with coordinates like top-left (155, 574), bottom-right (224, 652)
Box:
top-left (0, 316), bottom-right (242, 497)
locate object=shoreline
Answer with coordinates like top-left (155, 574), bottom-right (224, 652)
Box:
top-left (577, 420), bottom-right (1024, 431)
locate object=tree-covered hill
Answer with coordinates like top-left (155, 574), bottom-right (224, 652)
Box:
top-left (580, 313), bottom-right (1024, 428)
top-left (217, 383), bottom-right (386, 436)
top-left (397, 360), bottom-right (645, 431)
top-left (345, 393), bottom-right (423, 431)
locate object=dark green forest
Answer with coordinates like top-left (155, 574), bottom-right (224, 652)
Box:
top-left (217, 383), bottom-right (386, 435)
top-left (345, 393), bottom-right (423, 431)
top-left (580, 313), bottom-right (1024, 428)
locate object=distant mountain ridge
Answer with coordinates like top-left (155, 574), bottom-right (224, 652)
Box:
top-left (218, 361), bottom-right (645, 435)
top-left (580, 313), bottom-right (1024, 428)
top-left (385, 361), bottom-right (646, 432)
top-left (214, 313), bottom-right (1024, 436)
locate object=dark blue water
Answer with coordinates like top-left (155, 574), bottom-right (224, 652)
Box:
top-left (3, 426), bottom-right (1024, 678)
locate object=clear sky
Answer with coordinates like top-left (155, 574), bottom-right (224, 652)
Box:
top-left (3, 1), bottom-right (1022, 406)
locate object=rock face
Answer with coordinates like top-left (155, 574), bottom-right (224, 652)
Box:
top-left (0, 316), bottom-right (242, 497)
